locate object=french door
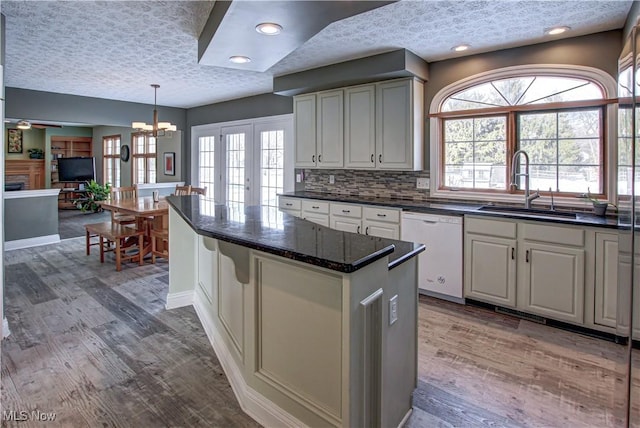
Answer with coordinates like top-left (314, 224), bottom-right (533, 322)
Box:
top-left (191, 115), bottom-right (293, 206)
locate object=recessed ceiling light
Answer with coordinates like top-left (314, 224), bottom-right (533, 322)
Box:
top-left (256, 22), bottom-right (282, 35)
top-left (545, 26), bottom-right (570, 35)
top-left (451, 44), bottom-right (470, 52)
top-left (229, 56), bottom-right (251, 64)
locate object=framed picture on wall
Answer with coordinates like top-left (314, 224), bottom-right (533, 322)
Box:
top-left (164, 152), bottom-right (175, 176)
top-left (7, 129), bottom-right (23, 153)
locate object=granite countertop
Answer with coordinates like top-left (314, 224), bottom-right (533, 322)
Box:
top-left (279, 191), bottom-right (622, 229)
top-left (166, 196), bottom-right (425, 273)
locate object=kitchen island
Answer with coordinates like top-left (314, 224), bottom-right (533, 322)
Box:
top-left (165, 195), bottom-right (424, 428)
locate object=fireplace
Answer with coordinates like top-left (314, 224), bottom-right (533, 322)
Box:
top-left (5, 160), bottom-right (45, 190)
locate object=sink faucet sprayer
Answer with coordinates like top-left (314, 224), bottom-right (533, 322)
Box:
top-left (510, 150), bottom-right (540, 209)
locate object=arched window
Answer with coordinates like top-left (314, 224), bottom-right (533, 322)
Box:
top-left (431, 66), bottom-right (617, 201)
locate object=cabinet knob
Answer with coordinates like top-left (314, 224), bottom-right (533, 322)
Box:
top-left (371, 154), bottom-right (374, 163)
top-left (342, 209), bottom-right (350, 213)
top-left (377, 213), bottom-right (386, 217)
top-left (365, 226), bottom-right (369, 235)
top-left (357, 225), bottom-right (361, 233)
top-left (285, 203), bottom-right (292, 206)
top-left (312, 155), bottom-right (315, 163)
top-left (312, 206), bottom-right (319, 209)
top-left (318, 154), bottom-right (322, 163)
top-left (378, 154), bottom-right (382, 163)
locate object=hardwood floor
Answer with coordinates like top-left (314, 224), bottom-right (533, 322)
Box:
top-left (1, 237), bottom-right (634, 427)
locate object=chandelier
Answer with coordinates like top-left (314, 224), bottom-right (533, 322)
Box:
top-left (131, 84), bottom-right (176, 137)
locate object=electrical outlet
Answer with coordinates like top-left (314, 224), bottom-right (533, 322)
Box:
top-left (389, 295), bottom-right (398, 325)
top-left (416, 177), bottom-right (430, 189)
top-left (296, 173), bottom-right (302, 183)
top-left (329, 175), bottom-right (335, 184)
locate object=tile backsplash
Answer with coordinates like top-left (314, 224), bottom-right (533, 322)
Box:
top-left (300, 169), bottom-right (430, 200)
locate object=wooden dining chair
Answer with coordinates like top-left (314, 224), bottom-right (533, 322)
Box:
top-left (109, 186), bottom-right (137, 225)
top-left (191, 186), bottom-right (207, 196)
top-left (174, 185), bottom-right (191, 195)
top-left (85, 222), bottom-right (145, 271)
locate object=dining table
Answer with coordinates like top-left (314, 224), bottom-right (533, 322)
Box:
top-left (100, 196), bottom-right (169, 256)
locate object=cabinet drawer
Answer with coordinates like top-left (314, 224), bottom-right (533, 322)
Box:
top-left (330, 203), bottom-right (362, 219)
top-left (302, 199), bottom-right (330, 214)
top-left (521, 223), bottom-right (584, 247)
top-left (279, 197), bottom-right (301, 211)
top-left (465, 216), bottom-right (517, 239)
top-left (363, 206), bottom-right (400, 223)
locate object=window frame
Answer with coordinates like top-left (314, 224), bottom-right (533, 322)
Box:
top-left (131, 131), bottom-right (156, 184)
top-left (102, 134), bottom-right (121, 187)
top-left (429, 65), bottom-right (618, 206)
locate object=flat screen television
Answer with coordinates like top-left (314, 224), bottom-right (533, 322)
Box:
top-left (57, 157), bottom-right (96, 182)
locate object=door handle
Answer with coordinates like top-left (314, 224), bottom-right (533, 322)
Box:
top-left (318, 154), bottom-right (322, 163)
top-left (312, 206), bottom-right (320, 209)
top-left (312, 155), bottom-right (315, 163)
top-left (511, 247), bottom-right (515, 260)
top-left (342, 209), bottom-right (350, 213)
top-left (378, 154), bottom-right (382, 163)
top-left (526, 250), bottom-right (529, 263)
top-left (365, 226), bottom-right (369, 235)
top-left (371, 154), bottom-right (374, 163)
top-left (377, 213), bottom-right (386, 217)
top-left (357, 225), bottom-right (360, 234)
top-left (285, 203), bottom-right (292, 206)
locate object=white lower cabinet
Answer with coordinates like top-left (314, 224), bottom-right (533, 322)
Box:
top-left (464, 233), bottom-right (517, 307)
top-left (519, 241), bottom-right (585, 324)
top-left (593, 232), bottom-right (618, 329)
top-left (301, 199), bottom-right (330, 227)
top-left (464, 216), bottom-right (587, 326)
top-left (363, 220), bottom-right (400, 239)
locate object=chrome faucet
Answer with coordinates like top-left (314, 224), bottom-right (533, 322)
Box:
top-left (510, 150), bottom-right (540, 209)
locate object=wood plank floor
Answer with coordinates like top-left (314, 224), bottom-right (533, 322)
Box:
top-left (1, 237), bottom-right (635, 427)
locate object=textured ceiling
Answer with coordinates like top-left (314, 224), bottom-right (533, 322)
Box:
top-left (0, 0), bottom-right (633, 109)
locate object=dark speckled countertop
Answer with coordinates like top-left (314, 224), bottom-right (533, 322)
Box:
top-left (166, 196), bottom-right (425, 273)
top-left (279, 191), bottom-right (622, 229)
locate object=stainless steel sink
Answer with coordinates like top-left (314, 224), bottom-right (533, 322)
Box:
top-left (478, 205), bottom-right (577, 219)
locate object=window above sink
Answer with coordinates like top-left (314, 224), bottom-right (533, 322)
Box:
top-left (429, 65), bottom-right (618, 209)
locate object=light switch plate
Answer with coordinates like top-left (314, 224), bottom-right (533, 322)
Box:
top-left (329, 175), bottom-right (335, 184)
top-left (296, 173), bottom-right (302, 183)
top-left (389, 295), bottom-right (398, 325)
top-left (416, 177), bottom-right (430, 189)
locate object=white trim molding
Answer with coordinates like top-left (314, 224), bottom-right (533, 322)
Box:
top-left (2, 318), bottom-right (10, 339)
top-left (429, 64), bottom-right (618, 206)
top-left (5, 234), bottom-right (60, 251)
top-left (3, 188), bottom-right (60, 199)
top-left (193, 294), bottom-right (309, 428)
top-left (165, 290), bottom-right (194, 310)
top-left (136, 182), bottom-right (184, 191)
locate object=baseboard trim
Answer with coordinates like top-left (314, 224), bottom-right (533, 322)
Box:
top-left (398, 408), bottom-right (413, 428)
top-left (192, 295), bottom-right (308, 428)
top-left (165, 290), bottom-right (194, 310)
top-left (2, 318), bottom-right (10, 339)
top-left (5, 234), bottom-right (61, 251)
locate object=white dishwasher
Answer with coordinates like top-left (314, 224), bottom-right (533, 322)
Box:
top-left (401, 212), bottom-right (464, 303)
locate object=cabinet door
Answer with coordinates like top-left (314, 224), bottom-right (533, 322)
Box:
top-left (344, 85), bottom-right (376, 169)
top-left (294, 94), bottom-right (317, 168)
top-left (316, 90), bottom-right (344, 168)
top-left (303, 213), bottom-right (330, 227)
top-left (332, 217), bottom-right (361, 234)
top-left (519, 242), bottom-right (585, 324)
top-left (363, 219), bottom-right (400, 239)
top-left (594, 233), bottom-right (618, 328)
top-left (464, 233), bottom-right (517, 307)
top-left (375, 80), bottom-right (413, 170)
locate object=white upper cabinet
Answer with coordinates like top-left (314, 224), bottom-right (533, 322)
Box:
top-left (294, 78), bottom-right (424, 171)
top-left (344, 85), bottom-right (376, 169)
top-left (316, 90), bottom-right (344, 168)
top-left (375, 79), bottom-right (424, 170)
top-left (294, 90), bottom-right (344, 169)
top-left (294, 94), bottom-right (317, 168)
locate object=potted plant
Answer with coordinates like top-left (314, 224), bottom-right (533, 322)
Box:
top-left (27, 148), bottom-right (44, 159)
top-left (581, 188), bottom-right (616, 217)
top-left (75, 180), bottom-right (111, 213)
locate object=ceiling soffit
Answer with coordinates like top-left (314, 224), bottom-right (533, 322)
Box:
top-left (198, 0), bottom-right (396, 72)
